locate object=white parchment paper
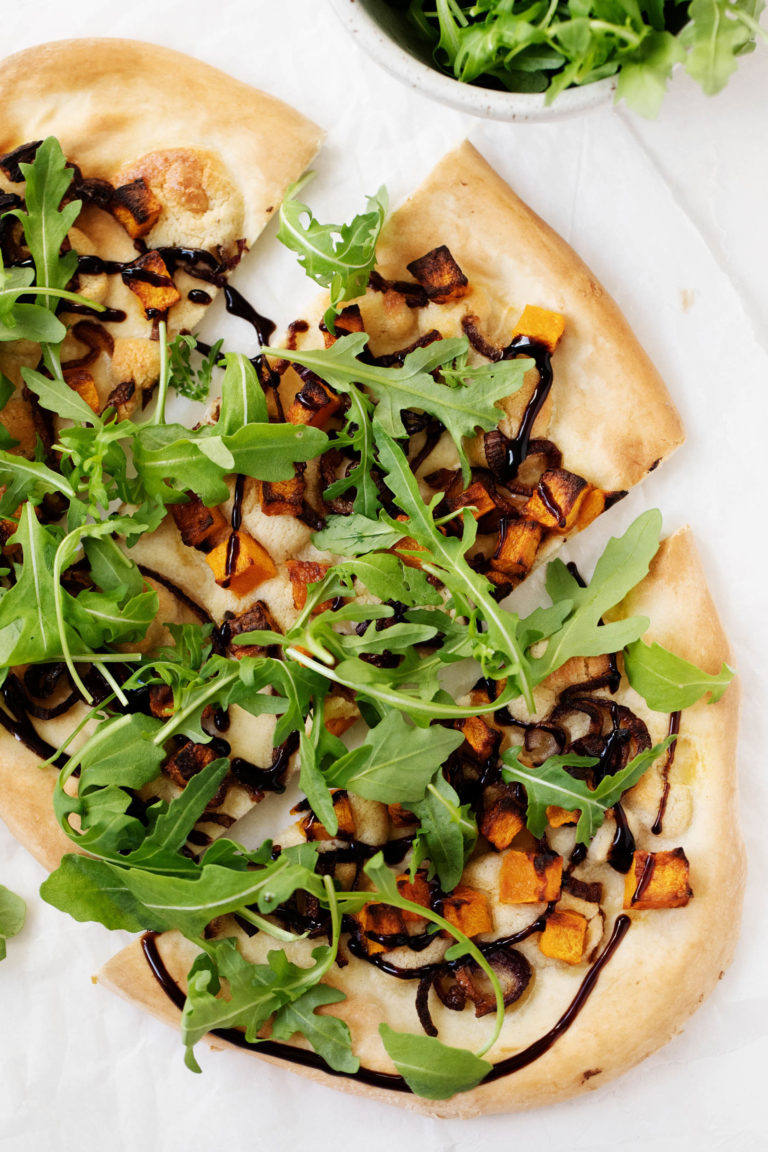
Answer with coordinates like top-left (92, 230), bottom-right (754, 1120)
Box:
top-left (1, 3), bottom-right (767, 1149)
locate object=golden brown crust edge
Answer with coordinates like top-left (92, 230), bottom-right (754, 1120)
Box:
top-left (97, 528), bottom-right (743, 1117)
top-left (376, 141), bottom-right (684, 492)
top-left (0, 38), bottom-right (323, 245)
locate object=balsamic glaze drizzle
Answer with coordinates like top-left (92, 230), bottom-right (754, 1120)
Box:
top-left (141, 914), bottom-right (631, 1091)
top-left (652, 711), bottom-right (681, 835)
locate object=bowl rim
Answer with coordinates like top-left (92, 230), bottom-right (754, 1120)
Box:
top-left (327, 0), bottom-right (616, 122)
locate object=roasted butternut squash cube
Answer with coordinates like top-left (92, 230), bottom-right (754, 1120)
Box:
top-left (164, 740), bottom-right (217, 789)
top-left (539, 909), bottom-right (588, 964)
top-left (524, 469), bottom-right (590, 533)
top-left (122, 250), bottom-right (181, 317)
top-left (64, 368), bottom-right (100, 413)
top-left (110, 178), bottom-right (163, 239)
top-left (491, 518), bottom-right (543, 579)
top-left (287, 377), bottom-right (343, 428)
top-left (575, 485), bottom-right (607, 531)
top-left (387, 803), bottom-right (419, 829)
top-left (392, 514), bottom-right (431, 571)
top-left (322, 303), bottom-right (365, 347)
top-left (623, 848), bottom-right (692, 910)
top-left (457, 716), bottom-right (500, 762)
top-left (512, 305), bottom-right (566, 353)
top-left (170, 492), bottom-right (227, 550)
top-left (356, 902), bottom-right (406, 954)
top-left (224, 600), bottom-right (281, 659)
top-left (257, 472), bottom-right (305, 518)
top-left (406, 245), bottom-right (469, 304)
top-left (446, 479), bottom-right (497, 521)
top-left (546, 805), bottom-right (579, 828)
top-left (499, 850), bottom-right (563, 904)
top-left (286, 559), bottom-right (330, 611)
top-left (479, 794), bottom-right (525, 851)
top-left (440, 884), bottom-right (493, 938)
top-left (301, 790), bottom-right (356, 842)
top-left (396, 871), bottom-right (433, 921)
top-left (323, 693), bottom-right (360, 737)
top-left (205, 531), bottom-right (277, 596)
top-left (148, 683), bottom-right (175, 718)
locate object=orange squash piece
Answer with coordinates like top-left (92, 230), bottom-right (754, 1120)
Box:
top-left (123, 250), bottom-right (181, 317)
top-left (64, 368), bottom-right (100, 413)
top-left (524, 469), bottom-right (591, 533)
top-left (301, 791), bottom-right (356, 842)
top-left (491, 519), bottom-right (543, 580)
top-left (440, 884), bottom-right (493, 938)
top-left (546, 805), bottom-right (579, 828)
top-left (205, 531), bottom-right (277, 596)
top-left (110, 178), bottom-right (163, 239)
top-left (286, 560), bottom-right (331, 611)
top-left (356, 903), bottom-right (406, 955)
top-left (539, 909), bottom-right (588, 964)
top-left (170, 492), bottom-right (227, 550)
top-left (396, 871), bottom-right (433, 922)
top-left (512, 305), bottom-right (566, 353)
top-left (499, 850), bottom-right (563, 904)
top-left (624, 849), bottom-right (692, 910)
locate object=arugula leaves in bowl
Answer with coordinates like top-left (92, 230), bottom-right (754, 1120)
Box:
top-left (381, 0), bottom-right (766, 116)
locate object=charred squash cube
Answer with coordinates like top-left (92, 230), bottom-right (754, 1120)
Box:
top-left (286, 560), bottom-right (330, 611)
top-left (479, 792), bottom-right (525, 852)
top-left (122, 250), bottom-right (181, 317)
top-left (322, 303), bottom-right (365, 347)
top-left (623, 848), bottom-right (692, 910)
top-left (170, 492), bottom-right (227, 551)
top-left (387, 803), bottom-right (420, 829)
top-left (440, 884), bottom-right (493, 938)
top-left (499, 850), bottom-right (563, 904)
top-left (148, 683), bottom-right (175, 718)
top-left (224, 600), bottom-right (281, 659)
top-left (456, 716), bottom-right (500, 762)
top-left (406, 245), bottom-right (469, 304)
top-left (396, 871), bottom-right (433, 921)
top-left (257, 471), bottom-right (305, 518)
top-left (64, 368), bottom-right (100, 414)
top-left (392, 514), bottom-right (431, 571)
top-left (446, 478), bottom-right (498, 521)
top-left (164, 740), bottom-right (217, 790)
top-left (512, 305), bottom-right (566, 353)
top-left (546, 805), bottom-right (579, 828)
top-left (110, 178), bottom-right (163, 239)
top-left (356, 902), bottom-right (406, 954)
top-left (287, 376), bottom-right (343, 428)
top-left (323, 693), bottom-right (359, 737)
top-left (301, 791), bottom-right (356, 842)
top-left (524, 469), bottom-right (590, 533)
top-left (491, 518), bottom-right (543, 579)
top-left (539, 909), bottom-right (588, 964)
top-left (205, 531), bottom-right (277, 596)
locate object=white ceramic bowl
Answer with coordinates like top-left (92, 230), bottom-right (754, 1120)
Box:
top-left (328, 0), bottom-right (616, 122)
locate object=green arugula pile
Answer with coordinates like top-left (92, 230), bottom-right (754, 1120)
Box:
top-left (0, 140), bottom-right (734, 1099)
top-left (395, 0), bottom-right (766, 116)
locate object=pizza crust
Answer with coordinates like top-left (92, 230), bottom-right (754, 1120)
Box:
top-left (0, 39), bottom-right (323, 246)
top-left (362, 141), bottom-right (684, 492)
top-left (97, 528), bottom-right (744, 1116)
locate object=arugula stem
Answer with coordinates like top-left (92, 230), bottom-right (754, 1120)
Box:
top-left (286, 645), bottom-right (519, 719)
top-left (151, 321), bottom-right (170, 426)
top-left (151, 668), bottom-right (240, 745)
top-left (0, 287), bottom-right (106, 310)
top-left (93, 661), bottom-right (129, 708)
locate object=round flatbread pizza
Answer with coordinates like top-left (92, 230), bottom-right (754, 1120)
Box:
top-left (0, 45), bottom-right (742, 1117)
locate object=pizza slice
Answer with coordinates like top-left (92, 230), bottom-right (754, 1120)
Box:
top-left (95, 526), bottom-right (742, 1115)
top-left (0, 38), bottom-right (323, 418)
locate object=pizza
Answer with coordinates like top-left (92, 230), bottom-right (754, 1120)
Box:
top-left (0, 42), bottom-right (742, 1117)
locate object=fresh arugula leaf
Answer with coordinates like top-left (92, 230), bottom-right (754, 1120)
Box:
top-left (623, 639), bottom-right (734, 710)
top-left (379, 1024), bottom-right (491, 1099)
top-left (326, 712), bottom-right (463, 803)
top-left (277, 173), bottom-right (387, 330)
top-left (525, 509), bottom-right (662, 684)
top-left (406, 769), bottom-right (477, 891)
top-left (501, 739), bottom-right (674, 844)
top-left (266, 333), bottom-right (529, 480)
top-left (313, 513), bottom-right (405, 555)
top-left (214, 352), bottom-right (268, 433)
top-left (271, 984), bottom-right (359, 1073)
top-left (40, 854), bottom-right (168, 932)
top-left (323, 384), bottom-right (381, 515)
top-left (7, 137), bottom-right (80, 302)
top-left (168, 333), bottom-right (223, 402)
top-left (0, 884), bottom-right (26, 961)
top-left (0, 451), bottom-right (76, 514)
top-left (683, 0), bottom-right (764, 94)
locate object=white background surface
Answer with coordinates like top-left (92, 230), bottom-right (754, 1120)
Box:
top-left (1, 2), bottom-right (767, 1150)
